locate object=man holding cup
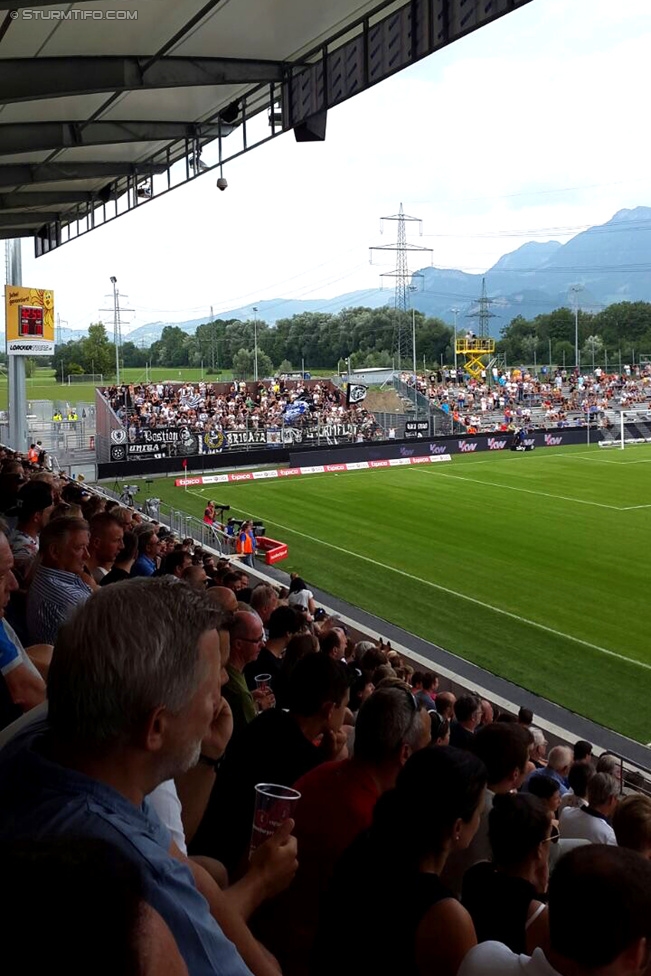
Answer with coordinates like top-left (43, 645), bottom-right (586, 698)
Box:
top-left (191, 654), bottom-right (351, 875)
top-left (223, 611), bottom-right (275, 736)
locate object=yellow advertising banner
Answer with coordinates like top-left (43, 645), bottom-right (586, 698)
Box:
top-left (5, 285), bottom-right (55, 356)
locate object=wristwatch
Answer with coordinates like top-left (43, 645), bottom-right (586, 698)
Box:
top-left (198, 753), bottom-right (222, 771)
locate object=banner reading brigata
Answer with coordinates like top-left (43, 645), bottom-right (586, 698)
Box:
top-left (5, 285), bottom-right (55, 356)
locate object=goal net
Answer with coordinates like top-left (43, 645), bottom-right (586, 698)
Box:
top-left (67, 373), bottom-right (104, 385)
top-left (599, 408), bottom-right (651, 449)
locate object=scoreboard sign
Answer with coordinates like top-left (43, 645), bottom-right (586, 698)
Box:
top-left (5, 285), bottom-right (55, 355)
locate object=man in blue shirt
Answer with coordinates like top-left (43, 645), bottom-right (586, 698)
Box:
top-left (523, 744), bottom-right (572, 796)
top-left (131, 527), bottom-right (160, 577)
top-left (26, 516), bottom-right (93, 644)
top-left (0, 579), bottom-right (280, 976)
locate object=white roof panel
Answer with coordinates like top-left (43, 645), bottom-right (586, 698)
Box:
top-left (0, 94), bottom-right (108, 123)
top-left (57, 141), bottom-right (171, 162)
top-left (7, 0), bottom-right (210, 58)
top-left (100, 85), bottom-right (243, 123)
top-left (170, 0), bottom-right (388, 59)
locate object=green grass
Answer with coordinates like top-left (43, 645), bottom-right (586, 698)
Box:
top-left (141, 444), bottom-right (651, 744)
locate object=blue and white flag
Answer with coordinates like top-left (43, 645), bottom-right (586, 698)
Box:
top-left (283, 401), bottom-right (308, 423)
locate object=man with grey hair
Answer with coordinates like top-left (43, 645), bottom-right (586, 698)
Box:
top-left (559, 772), bottom-right (619, 845)
top-left (0, 579), bottom-right (288, 976)
top-left (524, 744), bottom-right (572, 796)
top-left (250, 583), bottom-right (278, 632)
top-left (26, 516), bottom-right (93, 645)
top-left (596, 751), bottom-right (622, 782)
top-left (254, 685), bottom-right (432, 975)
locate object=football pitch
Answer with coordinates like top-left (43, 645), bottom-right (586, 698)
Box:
top-left (147, 444), bottom-right (651, 744)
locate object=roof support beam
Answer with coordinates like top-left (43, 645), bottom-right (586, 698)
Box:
top-left (0, 191), bottom-right (97, 207)
top-left (0, 56), bottom-right (287, 103)
top-left (0, 120), bottom-right (226, 154)
top-left (0, 211), bottom-right (61, 227)
top-left (0, 161), bottom-right (166, 188)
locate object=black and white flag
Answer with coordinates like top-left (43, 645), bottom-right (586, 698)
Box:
top-left (346, 383), bottom-right (368, 406)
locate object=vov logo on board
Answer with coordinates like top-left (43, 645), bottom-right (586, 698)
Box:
top-left (544, 434), bottom-right (563, 446)
top-left (487, 438), bottom-right (508, 450)
top-left (457, 441), bottom-right (478, 452)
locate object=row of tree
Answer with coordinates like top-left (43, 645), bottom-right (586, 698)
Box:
top-left (497, 302), bottom-right (651, 366)
top-left (52, 308), bottom-right (456, 379)
top-left (50, 301), bottom-right (651, 381)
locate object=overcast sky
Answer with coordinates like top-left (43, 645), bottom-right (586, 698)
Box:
top-left (10, 0), bottom-right (651, 335)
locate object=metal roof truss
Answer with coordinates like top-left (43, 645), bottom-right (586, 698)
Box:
top-left (0, 0), bottom-right (532, 256)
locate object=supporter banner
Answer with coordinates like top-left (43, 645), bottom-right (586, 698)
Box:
top-left (127, 426), bottom-right (201, 457)
top-left (111, 443), bottom-right (171, 461)
top-left (174, 453), bottom-right (451, 487)
top-left (303, 423), bottom-right (355, 441)
top-left (405, 421), bottom-right (430, 437)
top-left (114, 422), bottom-right (359, 462)
top-left (225, 430), bottom-right (267, 448)
top-left (346, 383), bottom-right (368, 406)
top-left (201, 430), bottom-right (226, 454)
top-left (117, 425), bottom-right (272, 460)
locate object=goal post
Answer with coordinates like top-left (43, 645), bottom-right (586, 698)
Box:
top-left (66, 373), bottom-right (104, 385)
top-left (601, 409), bottom-right (651, 449)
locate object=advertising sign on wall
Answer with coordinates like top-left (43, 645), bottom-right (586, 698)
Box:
top-left (5, 285), bottom-right (55, 355)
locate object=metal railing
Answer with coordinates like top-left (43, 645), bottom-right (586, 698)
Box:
top-left (392, 377), bottom-right (461, 435)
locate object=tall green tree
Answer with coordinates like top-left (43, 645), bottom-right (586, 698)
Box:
top-left (82, 322), bottom-right (114, 376)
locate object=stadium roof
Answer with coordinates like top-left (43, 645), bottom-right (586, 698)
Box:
top-left (0, 0), bottom-right (533, 255)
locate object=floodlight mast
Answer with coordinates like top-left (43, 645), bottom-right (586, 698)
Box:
top-left (101, 278), bottom-right (133, 386)
top-left (110, 276), bottom-right (120, 385)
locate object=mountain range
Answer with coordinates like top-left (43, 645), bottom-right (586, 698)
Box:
top-left (49, 206), bottom-right (651, 345)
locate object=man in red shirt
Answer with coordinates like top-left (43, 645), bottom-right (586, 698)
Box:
top-left (253, 685), bottom-right (432, 976)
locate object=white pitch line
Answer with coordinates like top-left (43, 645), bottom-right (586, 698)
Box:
top-left (419, 469), bottom-right (622, 510)
top-left (182, 489), bottom-right (651, 674)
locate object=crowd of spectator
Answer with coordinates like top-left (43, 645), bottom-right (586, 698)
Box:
top-left (99, 365), bottom-right (651, 450)
top-left (2, 444), bottom-right (651, 976)
top-left (404, 364), bottom-right (651, 432)
top-left (102, 378), bottom-right (385, 442)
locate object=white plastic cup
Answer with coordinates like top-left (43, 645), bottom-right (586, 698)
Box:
top-left (250, 783), bottom-right (301, 856)
top-left (255, 673), bottom-right (272, 694)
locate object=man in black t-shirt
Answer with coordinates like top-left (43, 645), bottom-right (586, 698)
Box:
top-left (190, 654), bottom-right (351, 875)
top-left (243, 605), bottom-right (303, 691)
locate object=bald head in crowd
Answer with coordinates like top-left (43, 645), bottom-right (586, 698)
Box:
top-left (436, 691), bottom-right (456, 721)
top-left (547, 745), bottom-right (573, 777)
top-left (206, 586), bottom-right (238, 613)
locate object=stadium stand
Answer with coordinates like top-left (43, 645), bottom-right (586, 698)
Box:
top-left (403, 364), bottom-right (651, 433)
top-left (99, 366), bottom-right (651, 452)
top-left (2, 440), bottom-right (651, 976)
top-left (101, 377), bottom-right (386, 441)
